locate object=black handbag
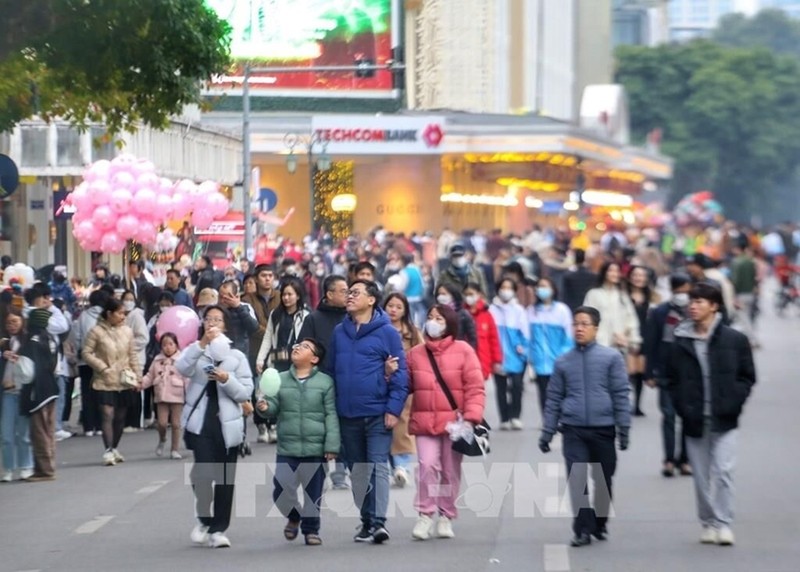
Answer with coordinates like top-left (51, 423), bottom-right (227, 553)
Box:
top-left (425, 348), bottom-right (490, 457)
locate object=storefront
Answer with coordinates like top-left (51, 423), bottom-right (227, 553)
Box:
top-left (206, 111), bottom-right (672, 241)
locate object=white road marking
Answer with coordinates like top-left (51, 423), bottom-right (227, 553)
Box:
top-left (136, 480), bottom-right (170, 495)
top-left (74, 515), bottom-right (114, 535)
top-left (543, 544), bottom-right (571, 571)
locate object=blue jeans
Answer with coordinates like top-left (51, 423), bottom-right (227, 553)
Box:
top-left (340, 415), bottom-right (393, 529)
top-left (391, 453), bottom-right (414, 472)
top-left (273, 455), bottom-right (326, 535)
top-left (1, 391), bottom-right (33, 472)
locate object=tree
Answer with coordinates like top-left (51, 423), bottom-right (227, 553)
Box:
top-left (713, 9), bottom-right (800, 59)
top-left (615, 41), bottom-right (800, 221)
top-left (0, 0), bottom-right (231, 135)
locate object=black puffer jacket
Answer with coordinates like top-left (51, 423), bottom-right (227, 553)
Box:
top-left (666, 319), bottom-right (756, 438)
top-left (298, 301), bottom-right (347, 375)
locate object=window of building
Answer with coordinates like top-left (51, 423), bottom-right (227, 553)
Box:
top-left (56, 127), bottom-right (82, 166)
top-left (21, 128), bottom-right (48, 167)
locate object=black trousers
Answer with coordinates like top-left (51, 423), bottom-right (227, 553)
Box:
top-left (78, 365), bottom-right (101, 433)
top-left (190, 435), bottom-right (239, 534)
top-left (535, 375), bottom-right (551, 416)
top-left (658, 386), bottom-right (688, 465)
top-left (562, 425), bottom-right (617, 536)
top-left (62, 376), bottom-right (76, 423)
top-left (494, 372), bottom-right (524, 422)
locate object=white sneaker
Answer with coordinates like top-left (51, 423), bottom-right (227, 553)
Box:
top-left (716, 526), bottom-right (735, 546)
top-left (510, 419), bottom-right (523, 430)
top-left (412, 515), bottom-right (434, 540)
top-left (84, 430), bottom-right (94, 437)
top-left (267, 427), bottom-right (278, 444)
top-left (156, 440), bottom-right (165, 457)
top-left (170, 450), bottom-right (182, 460)
top-left (19, 468), bottom-right (34, 480)
top-left (700, 526), bottom-right (718, 544)
top-left (102, 450), bottom-right (117, 466)
top-left (437, 516), bottom-right (455, 539)
top-left (256, 426), bottom-right (269, 443)
top-left (500, 422), bottom-right (511, 431)
top-left (208, 532), bottom-right (231, 548)
top-left (112, 449), bottom-right (125, 463)
top-left (55, 430), bottom-right (73, 441)
top-left (393, 467), bottom-right (409, 488)
top-left (1, 471), bottom-right (12, 483)
top-left (190, 524), bottom-right (210, 545)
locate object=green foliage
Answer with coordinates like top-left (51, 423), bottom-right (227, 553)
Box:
top-left (713, 9), bottom-right (800, 58)
top-left (0, 0), bottom-right (231, 135)
top-left (615, 40), bottom-right (800, 221)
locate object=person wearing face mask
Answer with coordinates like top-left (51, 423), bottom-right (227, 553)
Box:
top-left (643, 273), bottom-right (693, 478)
top-left (461, 283), bottom-right (502, 382)
top-left (436, 243), bottom-right (488, 299)
top-left (406, 304), bottom-right (485, 540)
top-left (527, 278), bottom-right (574, 418)
top-left (489, 278), bottom-right (530, 431)
top-left (434, 283), bottom-right (477, 350)
top-left (121, 289), bottom-right (151, 431)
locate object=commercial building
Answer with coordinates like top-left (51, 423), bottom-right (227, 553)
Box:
top-left (613, 0), bottom-right (670, 47)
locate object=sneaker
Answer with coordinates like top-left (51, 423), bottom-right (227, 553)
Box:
top-left (208, 532), bottom-right (231, 548)
top-left (700, 526), bottom-right (718, 544)
top-left (412, 515), bottom-right (434, 540)
top-left (112, 449), bottom-right (125, 463)
top-left (500, 422), bottom-right (511, 431)
top-left (156, 440), bottom-right (165, 457)
top-left (122, 427), bottom-right (139, 433)
top-left (354, 524), bottom-right (373, 543)
top-left (1, 471), bottom-right (12, 483)
top-left (371, 525), bottom-right (390, 544)
top-left (84, 430), bottom-right (95, 437)
top-left (393, 466), bottom-right (409, 488)
top-left (19, 468), bottom-right (34, 480)
top-left (55, 430), bottom-right (73, 441)
top-left (436, 516), bottom-right (455, 539)
top-left (256, 425), bottom-right (269, 443)
top-left (716, 526), bottom-right (735, 546)
top-left (170, 450), bottom-right (183, 460)
top-left (26, 474), bottom-right (56, 482)
top-left (332, 481), bottom-right (351, 490)
top-left (190, 524), bottom-right (210, 545)
top-left (267, 427), bottom-right (278, 444)
top-left (102, 450), bottom-right (117, 466)
top-left (510, 418), bottom-right (523, 430)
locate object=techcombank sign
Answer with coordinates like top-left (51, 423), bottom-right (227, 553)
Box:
top-left (311, 116), bottom-right (445, 155)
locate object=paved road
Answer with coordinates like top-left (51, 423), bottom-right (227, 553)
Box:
top-left (2, 295), bottom-right (799, 572)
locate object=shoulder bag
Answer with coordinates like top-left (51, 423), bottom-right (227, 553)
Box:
top-left (425, 348), bottom-right (490, 457)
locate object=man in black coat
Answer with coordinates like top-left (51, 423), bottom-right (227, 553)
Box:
top-left (562, 249), bottom-right (597, 312)
top-left (666, 282), bottom-right (756, 547)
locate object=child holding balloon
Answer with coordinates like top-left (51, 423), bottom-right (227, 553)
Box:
top-left (140, 332), bottom-right (189, 459)
top-left (256, 337), bottom-right (339, 546)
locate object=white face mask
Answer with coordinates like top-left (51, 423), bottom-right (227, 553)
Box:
top-left (425, 320), bottom-right (446, 339)
top-left (463, 294), bottom-right (478, 307)
top-left (452, 256), bottom-right (468, 268)
top-left (672, 293), bottom-right (690, 308)
top-left (498, 289), bottom-right (514, 303)
top-left (436, 294), bottom-right (453, 306)
top-left (123, 301), bottom-right (136, 312)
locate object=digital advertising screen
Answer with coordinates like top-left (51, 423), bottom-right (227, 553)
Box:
top-left (205, 0), bottom-right (396, 97)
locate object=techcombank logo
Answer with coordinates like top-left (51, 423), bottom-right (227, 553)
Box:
top-left (314, 123), bottom-right (445, 148)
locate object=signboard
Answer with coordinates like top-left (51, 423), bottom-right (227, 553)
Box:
top-left (0, 154), bottom-right (19, 199)
top-left (311, 116), bottom-right (445, 155)
top-left (205, 0), bottom-right (395, 98)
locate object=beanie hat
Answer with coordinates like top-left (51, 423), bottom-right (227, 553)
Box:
top-left (28, 308), bottom-right (51, 331)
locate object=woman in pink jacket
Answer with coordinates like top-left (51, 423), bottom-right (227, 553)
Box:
top-left (140, 333), bottom-right (189, 459)
top-left (407, 304), bottom-right (485, 541)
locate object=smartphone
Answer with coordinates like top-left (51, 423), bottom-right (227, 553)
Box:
top-left (203, 364), bottom-right (216, 374)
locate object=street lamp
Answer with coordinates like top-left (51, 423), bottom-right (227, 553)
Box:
top-left (284, 132), bottom-right (331, 232)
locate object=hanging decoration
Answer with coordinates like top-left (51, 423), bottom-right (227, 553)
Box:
top-left (314, 161), bottom-right (355, 240)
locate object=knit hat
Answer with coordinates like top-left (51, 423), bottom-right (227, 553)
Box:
top-left (28, 308), bottom-right (51, 331)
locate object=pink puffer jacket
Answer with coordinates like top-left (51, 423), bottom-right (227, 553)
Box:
top-left (141, 352), bottom-right (189, 404)
top-left (407, 336), bottom-right (486, 436)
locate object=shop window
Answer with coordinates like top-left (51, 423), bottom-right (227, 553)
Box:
top-left (57, 126), bottom-right (82, 166)
top-left (21, 128), bottom-right (48, 167)
top-left (91, 127), bottom-right (115, 161)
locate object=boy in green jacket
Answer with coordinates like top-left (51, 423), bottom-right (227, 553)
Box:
top-left (256, 337), bottom-right (339, 546)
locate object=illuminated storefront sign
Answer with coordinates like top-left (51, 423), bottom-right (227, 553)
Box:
top-left (311, 116), bottom-right (445, 154)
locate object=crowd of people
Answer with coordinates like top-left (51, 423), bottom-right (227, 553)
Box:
top-left (0, 219), bottom-right (785, 548)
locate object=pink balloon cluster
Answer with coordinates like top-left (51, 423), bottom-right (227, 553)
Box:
top-left (68, 155), bottom-right (230, 253)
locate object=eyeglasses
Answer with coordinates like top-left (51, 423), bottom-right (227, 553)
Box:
top-left (204, 317), bottom-right (225, 324)
top-left (293, 343), bottom-right (318, 356)
top-left (572, 322), bottom-right (596, 329)
top-left (347, 290), bottom-right (366, 298)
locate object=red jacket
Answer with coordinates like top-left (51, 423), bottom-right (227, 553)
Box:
top-left (407, 336), bottom-right (486, 436)
top-left (468, 300), bottom-right (503, 378)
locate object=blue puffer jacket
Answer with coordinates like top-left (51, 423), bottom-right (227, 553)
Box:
top-left (489, 298), bottom-right (529, 375)
top-left (542, 342), bottom-right (631, 435)
top-left (329, 307), bottom-right (408, 418)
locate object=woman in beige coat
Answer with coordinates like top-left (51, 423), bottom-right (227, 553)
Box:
top-left (82, 298), bottom-right (140, 466)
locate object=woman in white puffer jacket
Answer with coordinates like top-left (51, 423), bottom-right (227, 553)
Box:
top-left (583, 262), bottom-right (641, 353)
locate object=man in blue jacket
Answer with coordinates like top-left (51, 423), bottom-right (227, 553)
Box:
top-left (539, 306), bottom-right (631, 548)
top-left (329, 279), bottom-right (408, 545)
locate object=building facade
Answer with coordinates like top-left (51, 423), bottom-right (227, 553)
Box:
top-left (613, 0), bottom-right (670, 47)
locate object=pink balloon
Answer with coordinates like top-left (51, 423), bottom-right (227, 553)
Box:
top-left (86, 160), bottom-right (112, 182)
top-left (136, 172), bottom-right (160, 191)
top-left (136, 220), bottom-right (158, 245)
top-left (110, 188), bottom-right (133, 214)
top-left (101, 231), bottom-right (126, 253)
top-left (208, 192), bottom-right (230, 218)
top-left (159, 178), bottom-right (174, 197)
top-left (156, 306), bottom-right (200, 349)
top-left (115, 214), bottom-right (139, 238)
top-left (191, 209), bottom-right (215, 229)
top-left (92, 205), bottom-right (117, 230)
top-left (132, 188), bottom-right (158, 215)
top-left (111, 171), bottom-right (136, 190)
top-left (83, 225), bottom-right (103, 245)
top-left (73, 220), bottom-right (94, 241)
top-left (132, 160), bottom-right (156, 178)
top-left (174, 179), bottom-right (196, 195)
top-left (89, 180), bottom-right (112, 206)
top-left (71, 183), bottom-right (92, 212)
top-left (155, 194), bottom-right (174, 220)
top-left (171, 192), bottom-right (192, 219)
top-left (112, 153), bottom-right (137, 167)
top-left (197, 180), bottom-right (219, 195)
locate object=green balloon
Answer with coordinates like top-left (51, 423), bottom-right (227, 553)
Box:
top-left (259, 368), bottom-right (282, 398)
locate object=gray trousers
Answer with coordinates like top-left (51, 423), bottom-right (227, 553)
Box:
top-left (685, 420), bottom-right (738, 528)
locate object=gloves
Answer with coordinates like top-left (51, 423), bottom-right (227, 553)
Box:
top-left (618, 428), bottom-right (629, 451)
top-left (539, 431), bottom-right (553, 454)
